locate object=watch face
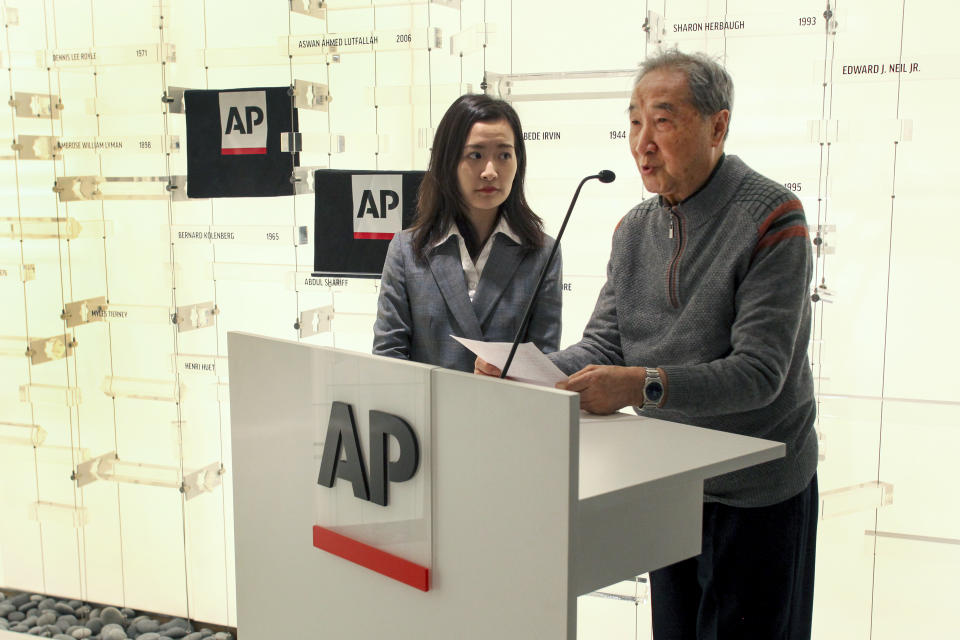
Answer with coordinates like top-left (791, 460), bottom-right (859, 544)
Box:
top-left (645, 381), bottom-right (664, 404)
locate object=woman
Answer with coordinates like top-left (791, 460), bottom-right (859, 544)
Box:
top-left (373, 94), bottom-right (562, 372)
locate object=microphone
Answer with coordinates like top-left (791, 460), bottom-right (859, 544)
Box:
top-left (500, 170), bottom-right (616, 379)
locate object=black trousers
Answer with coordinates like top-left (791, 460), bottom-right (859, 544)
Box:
top-left (650, 475), bottom-right (818, 640)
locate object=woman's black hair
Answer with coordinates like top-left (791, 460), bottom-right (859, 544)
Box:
top-left (410, 93), bottom-right (544, 261)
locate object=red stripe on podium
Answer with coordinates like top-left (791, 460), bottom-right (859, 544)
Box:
top-left (353, 232), bottom-right (395, 240)
top-left (312, 525), bottom-right (430, 591)
top-left (221, 147), bottom-right (267, 155)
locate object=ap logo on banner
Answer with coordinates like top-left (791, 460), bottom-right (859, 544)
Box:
top-left (352, 174), bottom-right (403, 239)
top-left (219, 90), bottom-right (267, 155)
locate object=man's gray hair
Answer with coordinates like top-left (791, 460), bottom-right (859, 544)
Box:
top-left (636, 49), bottom-right (734, 127)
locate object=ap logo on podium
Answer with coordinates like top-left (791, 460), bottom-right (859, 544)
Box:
top-left (317, 402), bottom-right (420, 507)
top-left (313, 393), bottom-right (431, 592)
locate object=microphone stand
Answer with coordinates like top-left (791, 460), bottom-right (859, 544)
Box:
top-left (500, 171), bottom-right (614, 379)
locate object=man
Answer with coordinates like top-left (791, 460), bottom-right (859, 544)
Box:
top-left (478, 50), bottom-right (819, 638)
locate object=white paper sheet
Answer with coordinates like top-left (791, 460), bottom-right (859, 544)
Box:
top-left (451, 335), bottom-right (568, 387)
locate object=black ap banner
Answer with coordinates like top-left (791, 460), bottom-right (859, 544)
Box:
top-left (185, 87), bottom-right (299, 198)
top-left (313, 170), bottom-right (425, 278)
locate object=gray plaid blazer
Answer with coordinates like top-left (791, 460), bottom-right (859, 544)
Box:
top-left (372, 229), bottom-right (562, 372)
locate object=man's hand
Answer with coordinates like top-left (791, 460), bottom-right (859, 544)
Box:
top-left (474, 357), bottom-right (502, 377)
top-left (556, 365), bottom-right (645, 414)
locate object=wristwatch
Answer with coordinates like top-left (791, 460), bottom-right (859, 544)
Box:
top-left (642, 367), bottom-right (664, 408)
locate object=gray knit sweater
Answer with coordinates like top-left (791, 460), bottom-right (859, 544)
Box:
top-left (552, 155), bottom-right (818, 508)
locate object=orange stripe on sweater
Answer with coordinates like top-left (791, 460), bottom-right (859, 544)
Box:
top-left (753, 226), bottom-right (809, 258)
top-left (757, 199), bottom-right (803, 239)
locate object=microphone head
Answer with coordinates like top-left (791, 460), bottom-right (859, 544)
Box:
top-left (598, 170), bottom-right (616, 183)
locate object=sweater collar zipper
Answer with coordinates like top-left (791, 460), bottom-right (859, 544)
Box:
top-left (668, 207), bottom-right (684, 308)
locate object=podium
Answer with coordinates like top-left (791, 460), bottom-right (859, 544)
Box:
top-left (227, 332), bottom-right (783, 639)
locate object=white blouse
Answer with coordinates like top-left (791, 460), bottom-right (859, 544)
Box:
top-left (433, 217), bottom-right (522, 302)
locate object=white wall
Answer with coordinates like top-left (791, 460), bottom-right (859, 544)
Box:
top-left (0, 0), bottom-right (957, 637)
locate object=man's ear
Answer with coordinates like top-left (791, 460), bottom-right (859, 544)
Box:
top-left (711, 109), bottom-right (730, 146)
